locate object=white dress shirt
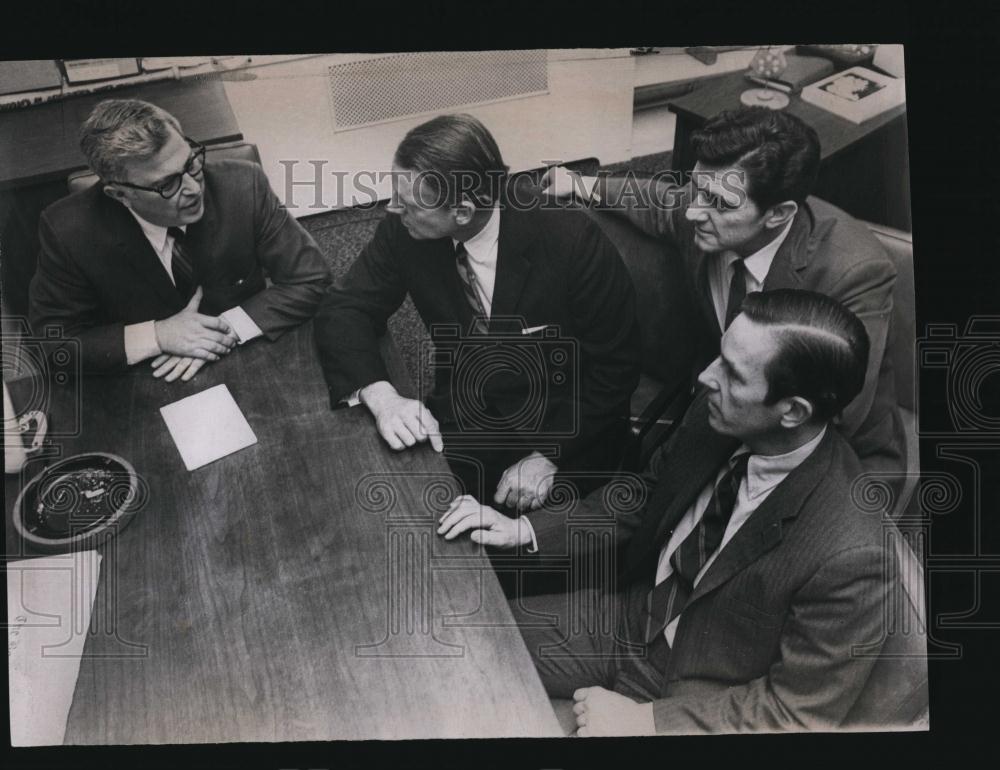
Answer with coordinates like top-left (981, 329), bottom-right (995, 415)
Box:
top-left (654, 425), bottom-right (827, 646)
top-left (123, 211), bottom-right (263, 365)
top-left (451, 203), bottom-right (500, 317)
top-left (708, 219), bottom-right (794, 332)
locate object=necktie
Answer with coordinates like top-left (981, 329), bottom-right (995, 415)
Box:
top-left (455, 242), bottom-right (489, 334)
top-left (644, 452), bottom-right (751, 644)
top-left (167, 226), bottom-right (196, 302)
top-left (723, 256), bottom-right (748, 330)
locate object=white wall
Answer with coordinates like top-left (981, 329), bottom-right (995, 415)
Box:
top-left (222, 50), bottom-right (636, 216)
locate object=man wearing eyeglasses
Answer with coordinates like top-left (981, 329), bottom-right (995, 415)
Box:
top-left (29, 99), bottom-right (329, 379)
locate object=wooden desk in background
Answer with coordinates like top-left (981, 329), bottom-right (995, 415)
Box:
top-left (4, 323), bottom-right (562, 743)
top-left (666, 70), bottom-right (911, 231)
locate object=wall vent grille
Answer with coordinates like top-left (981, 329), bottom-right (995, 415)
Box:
top-left (328, 50), bottom-right (548, 131)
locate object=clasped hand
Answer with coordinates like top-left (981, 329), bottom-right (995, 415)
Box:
top-left (437, 494), bottom-right (532, 549)
top-left (494, 451), bottom-right (557, 512)
top-left (151, 287), bottom-right (238, 382)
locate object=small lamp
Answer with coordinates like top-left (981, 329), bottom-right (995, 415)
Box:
top-left (741, 47), bottom-right (790, 110)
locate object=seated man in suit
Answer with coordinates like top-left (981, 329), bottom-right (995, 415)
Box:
top-left (315, 113), bottom-right (640, 516)
top-left (30, 99), bottom-right (330, 380)
top-left (441, 289), bottom-right (911, 733)
top-left (543, 106), bottom-right (904, 480)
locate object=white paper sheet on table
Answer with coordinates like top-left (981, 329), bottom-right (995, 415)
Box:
top-left (7, 550), bottom-right (102, 746)
top-left (159, 383), bottom-right (258, 471)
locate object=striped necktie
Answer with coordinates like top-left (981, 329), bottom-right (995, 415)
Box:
top-left (644, 452), bottom-right (751, 644)
top-left (455, 242), bottom-right (489, 334)
top-left (723, 256), bottom-right (748, 330)
top-left (167, 226), bottom-right (196, 302)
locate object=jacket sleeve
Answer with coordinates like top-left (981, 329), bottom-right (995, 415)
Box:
top-left (239, 164), bottom-right (331, 337)
top-left (651, 543), bottom-right (892, 733)
top-left (527, 422), bottom-right (673, 555)
top-left (547, 215), bottom-right (641, 465)
top-left (595, 174), bottom-right (690, 247)
top-left (29, 212), bottom-right (128, 371)
top-left (313, 216), bottom-right (409, 405)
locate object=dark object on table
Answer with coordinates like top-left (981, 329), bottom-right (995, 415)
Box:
top-left (684, 46), bottom-right (745, 65)
top-left (796, 44), bottom-right (877, 71)
top-left (744, 53), bottom-right (835, 94)
top-left (13, 452), bottom-right (143, 552)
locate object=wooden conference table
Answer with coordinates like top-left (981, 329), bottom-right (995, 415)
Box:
top-left (5, 322), bottom-right (562, 743)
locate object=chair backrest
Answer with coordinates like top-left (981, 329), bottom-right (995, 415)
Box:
top-left (581, 206), bottom-right (701, 395)
top-left (866, 222), bottom-right (916, 413)
top-left (66, 140), bottom-right (262, 194)
top-left (843, 527), bottom-right (929, 729)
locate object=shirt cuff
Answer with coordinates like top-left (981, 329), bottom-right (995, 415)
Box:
top-left (520, 516), bottom-right (540, 554)
top-left (124, 321), bottom-right (161, 365)
top-left (341, 388), bottom-right (362, 407)
top-left (220, 306), bottom-right (263, 344)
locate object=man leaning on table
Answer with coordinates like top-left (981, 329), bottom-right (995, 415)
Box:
top-left (441, 289), bottom-right (918, 734)
top-left (543, 106), bottom-right (904, 481)
top-left (29, 99), bottom-right (330, 380)
top-left (314, 113), bottom-right (640, 520)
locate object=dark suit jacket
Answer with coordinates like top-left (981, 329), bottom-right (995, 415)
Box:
top-left (314, 184), bottom-right (641, 467)
top-left (29, 159), bottom-right (330, 371)
top-left (537, 391), bottom-right (918, 732)
top-left (600, 176), bottom-right (903, 476)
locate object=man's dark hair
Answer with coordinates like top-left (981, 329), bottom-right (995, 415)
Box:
top-left (741, 289), bottom-right (870, 423)
top-left (690, 107), bottom-right (820, 210)
top-left (394, 113), bottom-right (509, 208)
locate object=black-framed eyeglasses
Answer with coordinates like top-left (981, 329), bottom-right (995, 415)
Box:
top-left (109, 138), bottom-right (206, 199)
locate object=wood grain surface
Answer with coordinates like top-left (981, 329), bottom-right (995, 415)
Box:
top-left (6, 323), bottom-right (561, 743)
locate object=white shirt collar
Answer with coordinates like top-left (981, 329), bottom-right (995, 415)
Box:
top-left (737, 424), bottom-right (827, 500)
top-left (452, 204), bottom-right (500, 264)
top-left (127, 209), bottom-right (184, 254)
top-left (737, 217), bottom-right (795, 286)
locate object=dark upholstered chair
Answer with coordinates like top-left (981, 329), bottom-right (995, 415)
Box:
top-left (864, 222), bottom-right (919, 519)
top-left (581, 205), bottom-right (701, 471)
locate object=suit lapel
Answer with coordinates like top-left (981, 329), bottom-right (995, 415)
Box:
top-left (685, 427), bottom-right (835, 606)
top-left (624, 394), bottom-right (740, 576)
top-left (102, 197), bottom-right (182, 308)
top-left (761, 204), bottom-right (817, 292)
top-left (184, 173), bottom-right (219, 283)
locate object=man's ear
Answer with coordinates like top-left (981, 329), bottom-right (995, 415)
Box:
top-left (102, 184), bottom-right (129, 206)
top-left (764, 200), bottom-right (798, 230)
top-left (779, 395), bottom-right (814, 429)
top-left (453, 198), bottom-right (477, 226)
